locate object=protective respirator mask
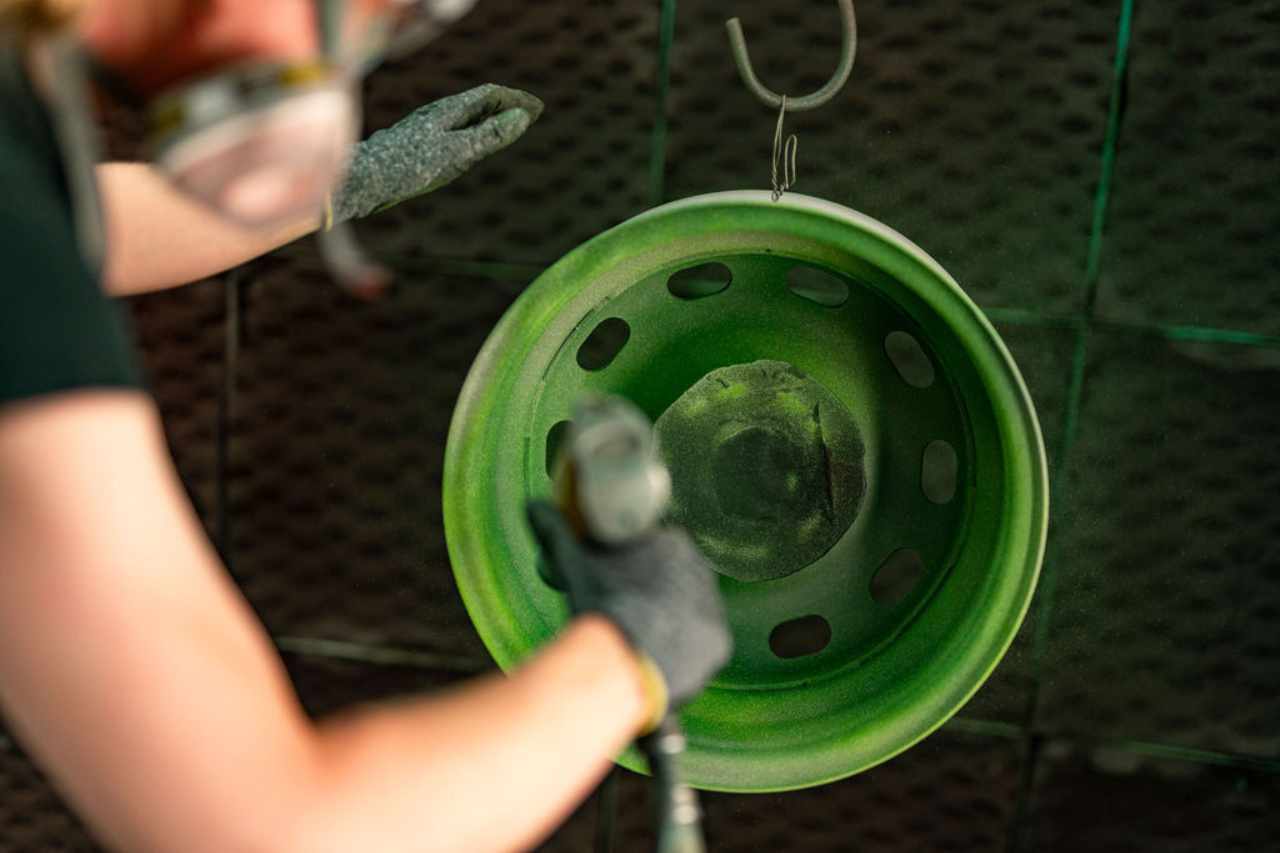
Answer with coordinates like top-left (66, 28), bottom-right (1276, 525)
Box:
top-left (147, 59), bottom-right (357, 227)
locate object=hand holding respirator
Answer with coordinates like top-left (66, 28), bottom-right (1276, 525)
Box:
top-left (25, 0), bottom-right (480, 295)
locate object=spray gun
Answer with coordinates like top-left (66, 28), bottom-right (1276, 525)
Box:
top-left (551, 396), bottom-right (708, 853)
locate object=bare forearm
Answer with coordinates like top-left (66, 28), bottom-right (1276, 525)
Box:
top-left (302, 615), bottom-right (649, 853)
top-left (0, 395), bottom-right (649, 853)
top-left (96, 163), bottom-right (320, 295)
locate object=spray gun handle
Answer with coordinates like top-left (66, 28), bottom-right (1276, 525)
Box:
top-left (555, 395), bottom-right (671, 547)
top-left (551, 395), bottom-right (708, 853)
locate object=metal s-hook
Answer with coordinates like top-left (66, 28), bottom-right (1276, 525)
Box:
top-left (726, 0), bottom-right (857, 112)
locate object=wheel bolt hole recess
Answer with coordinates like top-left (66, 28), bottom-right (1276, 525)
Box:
top-left (921, 439), bottom-right (959, 504)
top-left (870, 549), bottom-right (926, 606)
top-left (885, 330), bottom-right (936, 388)
top-left (669, 261), bottom-right (733, 300)
top-left (769, 614), bottom-right (832, 659)
top-left (445, 192), bottom-right (1048, 791)
top-left (788, 264), bottom-right (850, 307)
top-left (545, 420), bottom-right (571, 477)
top-left (576, 317), bottom-right (630, 371)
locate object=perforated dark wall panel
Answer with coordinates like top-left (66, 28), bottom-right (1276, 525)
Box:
top-left (544, 730), bottom-right (1022, 853)
top-left (351, 0), bottom-right (661, 266)
top-left (956, 321), bottom-right (1073, 724)
top-left (698, 729), bottom-right (1022, 853)
top-left (959, 611), bottom-right (1037, 727)
top-left (663, 0), bottom-right (1118, 314)
top-left (1039, 331), bottom-right (1280, 756)
top-left (282, 652), bottom-right (466, 719)
top-left (0, 744), bottom-right (98, 852)
top-left (997, 322), bottom-right (1074, 471)
top-left (536, 770), bottom-right (651, 853)
top-left (226, 252), bottom-right (524, 657)
top-left (127, 279), bottom-right (225, 538)
top-left (102, 60), bottom-right (227, 542)
top-left (1021, 742), bottom-right (1280, 853)
top-left (1094, 1), bottom-right (1280, 334)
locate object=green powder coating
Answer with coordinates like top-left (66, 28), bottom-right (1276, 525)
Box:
top-left (654, 359), bottom-right (866, 582)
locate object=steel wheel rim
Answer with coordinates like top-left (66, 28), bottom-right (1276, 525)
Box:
top-left (444, 191), bottom-right (1048, 792)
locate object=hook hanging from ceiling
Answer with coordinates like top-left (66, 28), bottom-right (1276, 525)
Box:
top-left (725, 0), bottom-right (858, 112)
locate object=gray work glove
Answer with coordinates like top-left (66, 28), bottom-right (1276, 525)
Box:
top-left (526, 501), bottom-right (733, 712)
top-left (332, 83), bottom-right (544, 223)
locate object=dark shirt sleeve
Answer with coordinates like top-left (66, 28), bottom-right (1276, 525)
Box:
top-left (0, 51), bottom-right (141, 407)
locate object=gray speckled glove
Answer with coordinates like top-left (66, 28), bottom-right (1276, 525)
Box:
top-left (527, 501), bottom-right (733, 712)
top-left (332, 83), bottom-right (544, 223)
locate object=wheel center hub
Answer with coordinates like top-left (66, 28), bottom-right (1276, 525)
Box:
top-left (655, 359), bottom-right (866, 582)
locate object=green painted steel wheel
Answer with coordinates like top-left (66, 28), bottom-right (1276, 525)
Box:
top-left (443, 191), bottom-right (1048, 793)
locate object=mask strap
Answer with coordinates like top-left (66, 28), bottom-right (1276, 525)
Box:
top-left (306, 0), bottom-right (393, 299)
top-left (32, 32), bottom-right (107, 271)
top-left (315, 0), bottom-right (347, 62)
top-left (84, 52), bottom-right (145, 110)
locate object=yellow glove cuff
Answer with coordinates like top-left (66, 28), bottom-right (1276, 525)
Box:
top-left (633, 651), bottom-right (669, 736)
top-left (321, 193), bottom-right (335, 232)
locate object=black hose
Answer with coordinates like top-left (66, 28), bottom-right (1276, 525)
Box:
top-left (594, 767), bottom-right (618, 853)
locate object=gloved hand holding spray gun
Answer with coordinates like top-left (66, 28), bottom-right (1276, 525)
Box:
top-left (528, 396), bottom-right (733, 853)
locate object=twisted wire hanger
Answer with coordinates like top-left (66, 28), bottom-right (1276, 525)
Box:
top-left (725, 0), bottom-right (858, 200)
